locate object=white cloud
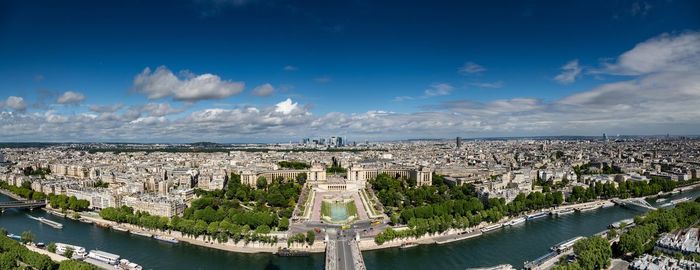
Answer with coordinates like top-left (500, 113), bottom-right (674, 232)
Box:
top-left (554, 59), bottom-right (582, 84)
top-left (283, 65), bottom-right (298, 71)
top-left (44, 110), bottom-right (69, 123)
top-left (275, 98), bottom-right (299, 115)
top-left (252, 83), bottom-right (275, 97)
top-left (141, 103), bottom-right (186, 117)
top-left (132, 66), bottom-right (244, 102)
top-left (458, 62), bottom-right (486, 75)
top-left (424, 83), bottom-right (454, 97)
top-left (599, 31), bottom-right (700, 75)
top-left (2, 32), bottom-right (700, 141)
top-left (1, 96), bottom-right (27, 112)
top-left (57, 91), bottom-right (86, 105)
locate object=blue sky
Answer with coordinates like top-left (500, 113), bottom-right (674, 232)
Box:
top-left (1, 0), bottom-right (699, 142)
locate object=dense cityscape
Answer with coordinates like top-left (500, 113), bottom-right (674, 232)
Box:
top-left (0, 136), bottom-right (699, 269)
top-left (2, 0), bottom-right (700, 269)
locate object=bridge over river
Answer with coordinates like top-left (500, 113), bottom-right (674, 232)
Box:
top-left (612, 198), bottom-right (657, 211)
top-left (0, 200), bottom-right (46, 212)
top-left (325, 230), bottom-right (366, 270)
top-left (0, 189), bottom-right (46, 212)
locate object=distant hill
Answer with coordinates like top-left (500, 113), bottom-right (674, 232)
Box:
top-left (189, 142), bottom-right (225, 147)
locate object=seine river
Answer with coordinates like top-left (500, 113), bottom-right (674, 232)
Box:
top-left (1, 188), bottom-right (699, 270)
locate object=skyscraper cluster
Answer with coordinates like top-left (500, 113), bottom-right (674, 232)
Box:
top-left (301, 136), bottom-right (345, 147)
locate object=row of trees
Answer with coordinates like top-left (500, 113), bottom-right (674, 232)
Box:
top-left (277, 161), bottom-right (310, 170)
top-left (0, 181), bottom-right (90, 211)
top-left (567, 178), bottom-right (679, 203)
top-left (554, 199), bottom-right (700, 269)
top-left (48, 194), bottom-right (90, 212)
top-left (573, 163), bottom-right (622, 179)
top-left (0, 231), bottom-right (97, 270)
top-left (618, 199), bottom-right (700, 256)
top-left (371, 173), bottom-right (565, 244)
top-left (101, 174), bottom-right (302, 245)
top-left (287, 231), bottom-right (315, 246)
top-left (0, 181), bottom-right (47, 201)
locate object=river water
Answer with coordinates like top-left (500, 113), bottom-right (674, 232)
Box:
top-left (1, 188), bottom-right (699, 270)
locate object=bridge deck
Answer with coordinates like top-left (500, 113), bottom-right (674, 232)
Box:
top-left (325, 238), bottom-right (366, 270)
top-left (0, 200), bottom-right (46, 209)
top-left (612, 198), bottom-right (657, 210)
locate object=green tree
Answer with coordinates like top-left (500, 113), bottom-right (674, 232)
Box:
top-left (306, 230), bottom-right (315, 246)
top-left (64, 246), bottom-right (74, 259)
top-left (573, 236), bottom-right (612, 270)
top-left (256, 176), bottom-right (268, 190)
top-left (619, 224), bottom-right (658, 256)
top-left (278, 218), bottom-right (290, 231)
top-left (0, 253), bottom-right (16, 269)
top-left (20, 230), bottom-right (35, 244)
top-left (295, 173), bottom-right (307, 185)
top-left (47, 243), bottom-right (57, 253)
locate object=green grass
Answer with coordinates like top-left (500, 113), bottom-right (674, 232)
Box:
top-left (360, 189), bottom-right (380, 216)
top-left (347, 201), bottom-right (357, 217)
top-left (321, 201), bottom-right (331, 217)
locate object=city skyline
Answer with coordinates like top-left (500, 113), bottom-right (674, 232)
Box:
top-left (1, 1), bottom-right (700, 142)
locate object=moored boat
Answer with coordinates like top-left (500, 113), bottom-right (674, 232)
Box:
top-left (526, 211), bottom-right (548, 220)
top-left (506, 217), bottom-right (526, 226)
top-left (154, 235), bottom-right (179, 243)
top-left (56, 243), bottom-right (87, 258)
top-left (130, 231), bottom-right (153, 238)
top-left (78, 218), bottom-right (94, 224)
top-left (400, 242), bottom-right (418, 249)
top-left (112, 226), bottom-right (129, 232)
top-left (118, 258), bottom-right (143, 270)
top-left (435, 230), bottom-right (482, 244)
top-left (87, 249), bottom-right (120, 265)
top-left (47, 210), bottom-right (66, 218)
top-left (553, 209), bottom-right (575, 216)
top-left (550, 236), bottom-right (584, 253)
top-left (600, 202), bottom-right (614, 208)
top-left (481, 223), bottom-right (502, 233)
top-left (576, 205), bottom-right (599, 212)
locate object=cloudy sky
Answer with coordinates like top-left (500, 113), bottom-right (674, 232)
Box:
top-left (1, 0), bottom-right (699, 143)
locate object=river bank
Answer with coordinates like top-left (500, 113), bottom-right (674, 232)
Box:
top-left (5, 190), bottom-right (695, 270)
top-left (0, 188), bottom-right (25, 200)
top-left (73, 212), bottom-right (328, 254)
top-left (4, 185), bottom-right (698, 257)
top-left (71, 198), bottom-right (615, 255)
top-left (25, 244), bottom-right (69, 262)
top-left (358, 199), bottom-right (617, 251)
